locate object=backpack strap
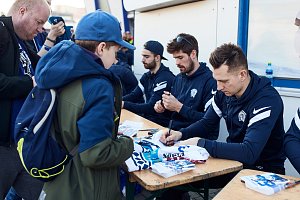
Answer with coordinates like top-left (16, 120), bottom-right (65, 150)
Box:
top-left (111, 77), bottom-right (122, 138)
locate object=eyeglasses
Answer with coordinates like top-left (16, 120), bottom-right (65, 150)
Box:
top-left (176, 36), bottom-right (193, 46)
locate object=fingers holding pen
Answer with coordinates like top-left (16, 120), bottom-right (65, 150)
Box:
top-left (159, 129), bottom-right (182, 146)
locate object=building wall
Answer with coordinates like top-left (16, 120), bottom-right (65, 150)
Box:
top-left (132, 0), bottom-right (238, 76)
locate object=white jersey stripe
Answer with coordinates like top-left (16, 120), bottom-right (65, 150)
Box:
top-left (212, 98), bottom-right (222, 117)
top-left (248, 110), bottom-right (271, 127)
top-left (204, 97), bottom-right (213, 111)
top-left (294, 108), bottom-right (300, 130)
top-left (138, 81), bottom-right (144, 93)
top-left (154, 83), bottom-right (167, 92)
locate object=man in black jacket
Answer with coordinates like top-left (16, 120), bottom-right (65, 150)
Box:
top-left (0, 0), bottom-right (50, 199)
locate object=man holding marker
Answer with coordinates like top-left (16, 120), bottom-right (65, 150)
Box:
top-left (154, 33), bottom-right (218, 137)
top-left (158, 43), bottom-right (286, 200)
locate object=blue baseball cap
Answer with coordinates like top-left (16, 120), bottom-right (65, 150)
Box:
top-left (75, 10), bottom-right (135, 50)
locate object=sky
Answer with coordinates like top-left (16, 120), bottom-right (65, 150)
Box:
top-left (0, 0), bottom-right (85, 14)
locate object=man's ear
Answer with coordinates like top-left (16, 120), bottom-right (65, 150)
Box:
top-left (239, 69), bottom-right (248, 82)
top-left (190, 50), bottom-right (197, 60)
top-left (95, 42), bottom-right (106, 57)
top-left (19, 7), bottom-right (27, 15)
top-left (155, 55), bottom-right (160, 62)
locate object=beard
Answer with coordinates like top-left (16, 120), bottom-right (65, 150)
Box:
top-left (143, 59), bottom-right (156, 70)
top-left (178, 57), bottom-right (194, 74)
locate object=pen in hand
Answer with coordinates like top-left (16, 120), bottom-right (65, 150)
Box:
top-left (161, 91), bottom-right (171, 109)
top-left (166, 120), bottom-right (174, 146)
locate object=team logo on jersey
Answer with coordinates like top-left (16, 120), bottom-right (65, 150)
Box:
top-left (191, 89), bottom-right (198, 98)
top-left (238, 110), bottom-right (246, 122)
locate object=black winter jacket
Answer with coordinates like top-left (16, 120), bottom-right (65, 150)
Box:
top-left (0, 17), bottom-right (38, 146)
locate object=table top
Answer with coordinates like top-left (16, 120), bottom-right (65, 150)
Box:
top-left (213, 169), bottom-right (300, 200)
top-left (120, 109), bottom-right (243, 191)
top-left (120, 109), bottom-right (164, 136)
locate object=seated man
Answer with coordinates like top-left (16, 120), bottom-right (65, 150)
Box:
top-left (284, 108), bottom-right (300, 174)
top-left (159, 43), bottom-right (286, 200)
top-left (284, 14), bottom-right (300, 175)
top-left (123, 40), bottom-right (175, 127)
top-left (154, 33), bottom-right (218, 135)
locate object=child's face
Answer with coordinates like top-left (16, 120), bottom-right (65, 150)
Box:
top-left (102, 45), bottom-right (120, 69)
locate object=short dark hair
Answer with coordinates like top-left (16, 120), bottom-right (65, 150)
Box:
top-left (75, 40), bottom-right (117, 52)
top-left (167, 33), bottom-right (199, 58)
top-left (209, 43), bottom-right (248, 73)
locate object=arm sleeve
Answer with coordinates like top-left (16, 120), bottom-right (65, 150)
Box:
top-left (284, 108), bottom-right (300, 174)
top-left (179, 77), bottom-right (216, 122)
top-left (123, 81), bottom-right (144, 103)
top-left (0, 73), bottom-right (33, 100)
top-left (77, 79), bottom-right (134, 168)
top-left (200, 94), bottom-right (283, 165)
top-left (180, 100), bottom-right (221, 141)
top-left (121, 68), bottom-right (138, 95)
top-left (123, 73), bottom-right (173, 115)
top-left (0, 24), bottom-right (34, 100)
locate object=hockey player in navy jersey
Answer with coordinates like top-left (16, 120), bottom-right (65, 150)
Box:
top-left (161, 43), bottom-right (285, 174)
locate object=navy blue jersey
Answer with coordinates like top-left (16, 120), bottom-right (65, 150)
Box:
top-left (284, 108), bottom-right (300, 174)
top-left (180, 71), bottom-right (285, 173)
top-left (123, 64), bottom-right (175, 126)
top-left (170, 62), bottom-right (218, 132)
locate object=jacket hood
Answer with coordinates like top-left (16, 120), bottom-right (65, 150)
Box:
top-left (35, 40), bottom-right (113, 89)
top-left (237, 70), bottom-right (271, 104)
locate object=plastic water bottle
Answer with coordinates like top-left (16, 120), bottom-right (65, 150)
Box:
top-left (265, 62), bottom-right (273, 86)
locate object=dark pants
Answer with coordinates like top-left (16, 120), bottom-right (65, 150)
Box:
top-left (0, 145), bottom-right (43, 200)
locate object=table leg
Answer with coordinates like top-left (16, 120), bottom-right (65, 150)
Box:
top-left (203, 181), bottom-right (209, 200)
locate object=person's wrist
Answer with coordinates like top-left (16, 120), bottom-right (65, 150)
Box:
top-left (175, 131), bottom-right (182, 141)
top-left (46, 37), bottom-right (56, 44)
top-left (176, 103), bottom-right (183, 113)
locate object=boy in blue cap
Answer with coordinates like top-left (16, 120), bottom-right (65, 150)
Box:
top-left (36, 10), bottom-right (135, 200)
